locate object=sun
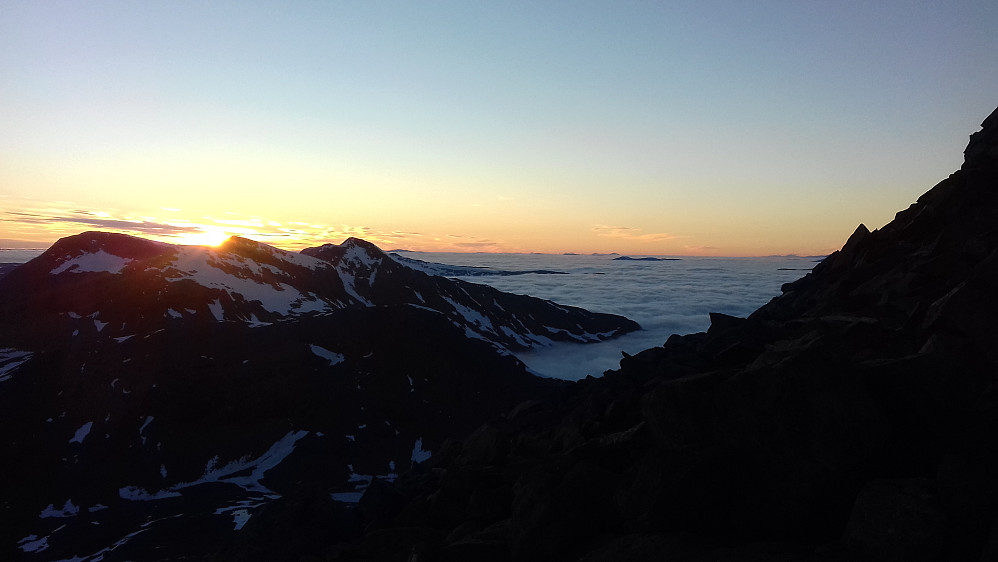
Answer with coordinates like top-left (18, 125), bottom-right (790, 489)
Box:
top-left (177, 229), bottom-right (231, 247)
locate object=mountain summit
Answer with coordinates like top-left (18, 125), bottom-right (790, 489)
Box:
top-left (0, 233), bottom-right (637, 349)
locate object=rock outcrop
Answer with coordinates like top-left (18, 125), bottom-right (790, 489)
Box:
top-left (326, 107), bottom-right (998, 561)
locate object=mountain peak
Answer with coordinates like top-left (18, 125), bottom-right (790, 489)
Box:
top-left (46, 230), bottom-right (171, 260)
top-left (340, 236), bottom-right (381, 250)
top-left (300, 237), bottom-right (388, 265)
top-left (963, 105), bottom-right (998, 169)
top-left (216, 235), bottom-right (257, 249)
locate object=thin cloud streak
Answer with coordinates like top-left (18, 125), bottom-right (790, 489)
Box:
top-left (0, 201), bottom-right (508, 252)
top-left (592, 225), bottom-right (679, 243)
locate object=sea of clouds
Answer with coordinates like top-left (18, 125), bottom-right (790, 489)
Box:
top-left (410, 252), bottom-right (820, 380)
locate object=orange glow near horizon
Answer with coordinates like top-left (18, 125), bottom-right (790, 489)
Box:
top-left (0, 197), bottom-right (869, 257)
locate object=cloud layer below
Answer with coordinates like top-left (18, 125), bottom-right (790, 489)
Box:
top-left (414, 251), bottom-right (818, 380)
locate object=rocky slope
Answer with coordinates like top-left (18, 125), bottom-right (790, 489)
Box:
top-left (0, 235), bottom-right (636, 560)
top-left (324, 108), bottom-right (998, 561)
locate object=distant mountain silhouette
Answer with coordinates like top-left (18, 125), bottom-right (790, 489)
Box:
top-left (612, 255), bottom-right (681, 261)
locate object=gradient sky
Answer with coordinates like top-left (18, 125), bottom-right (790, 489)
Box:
top-left (2, 1), bottom-right (996, 255)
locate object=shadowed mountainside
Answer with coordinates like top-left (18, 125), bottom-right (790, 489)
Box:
top-left (0, 234), bottom-right (637, 560)
top-left (323, 108), bottom-right (998, 561)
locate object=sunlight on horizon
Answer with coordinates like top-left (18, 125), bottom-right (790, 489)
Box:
top-left (0, 197), bottom-right (856, 257)
top-left (176, 229), bottom-right (232, 247)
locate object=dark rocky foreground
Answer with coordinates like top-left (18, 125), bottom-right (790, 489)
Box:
top-left (315, 109), bottom-right (998, 561)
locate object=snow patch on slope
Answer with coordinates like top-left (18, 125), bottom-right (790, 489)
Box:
top-left (119, 486), bottom-right (181, 501)
top-left (163, 247), bottom-right (333, 317)
top-left (335, 269), bottom-right (373, 306)
top-left (177, 430), bottom-right (309, 493)
top-left (119, 430), bottom-right (309, 501)
top-left (40, 499), bottom-right (80, 518)
top-left (208, 299), bottom-right (225, 321)
top-left (51, 249), bottom-right (133, 274)
top-left (0, 348), bottom-right (33, 382)
top-left (411, 438), bottom-right (432, 463)
top-left (69, 422), bottom-right (93, 444)
top-left (443, 295), bottom-right (495, 334)
top-left (18, 533), bottom-right (50, 553)
top-left (309, 345), bottom-right (345, 366)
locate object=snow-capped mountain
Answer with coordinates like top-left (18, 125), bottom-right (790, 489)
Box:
top-left (304, 237), bottom-right (639, 349)
top-left (0, 232), bottom-right (636, 350)
top-left (0, 231), bottom-right (637, 560)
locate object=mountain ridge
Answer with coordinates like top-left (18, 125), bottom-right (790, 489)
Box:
top-left (0, 233), bottom-right (638, 351)
top-left (0, 232), bottom-right (637, 559)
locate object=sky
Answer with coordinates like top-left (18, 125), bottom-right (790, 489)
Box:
top-left (1, 1), bottom-right (996, 255)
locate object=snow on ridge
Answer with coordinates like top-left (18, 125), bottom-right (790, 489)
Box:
top-left (51, 249), bottom-right (133, 275)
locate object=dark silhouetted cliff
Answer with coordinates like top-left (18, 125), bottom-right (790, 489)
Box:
top-left (328, 107), bottom-right (998, 562)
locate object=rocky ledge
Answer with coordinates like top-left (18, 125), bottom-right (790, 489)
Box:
top-left (322, 109), bottom-right (998, 562)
